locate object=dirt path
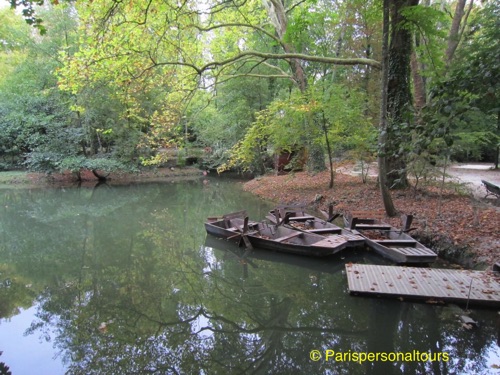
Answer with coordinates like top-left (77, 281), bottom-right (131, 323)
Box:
top-left (338, 161), bottom-right (500, 203)
top-left (447, 163), bottom-right (500, 199)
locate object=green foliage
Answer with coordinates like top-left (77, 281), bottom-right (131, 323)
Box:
top-left (422, 1), bottom-right (500, 164)
top-left (453, 131), bottom-right (496, 162)
top-left (220, 92), bottom-right (312, 173)
top-left (4, 0), bottom-right (494, 181)
top-left (26, 152), bottom-right (136, 174)
top-left (453, 1), bottom-right (500, 113)
top-left (189, 73), bottom-right (275, 170)
top-left (0, 7), bottom-right (31, 53)
top-left (402, 5), bottom-right (448, 77)
top-left (284, 6), bottom-right (316, 51)
top-left (313, 82), bottom-right (375, 154)
top-left (0, 4), bottom-right (145, 175)
top-left (222, 83), bottom-right (374, 174)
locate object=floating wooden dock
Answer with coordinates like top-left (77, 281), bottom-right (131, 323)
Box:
top-left (345, 264), bottom-right (500, 308)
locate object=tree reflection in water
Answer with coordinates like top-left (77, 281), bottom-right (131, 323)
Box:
top-left (0, 180), bottom-right (498, 374)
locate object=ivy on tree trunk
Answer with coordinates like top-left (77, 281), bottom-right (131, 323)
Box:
top-left (385, 0), bottom-right (419, 189)
top-left (379, 0), bottom-right (398, 217)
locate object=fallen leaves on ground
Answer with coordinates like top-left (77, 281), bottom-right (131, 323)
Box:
top-left (243, 168), bottom-right (499, 268)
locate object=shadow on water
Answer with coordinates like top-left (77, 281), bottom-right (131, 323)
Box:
top-left (0, 177), bottom-right (498, 375)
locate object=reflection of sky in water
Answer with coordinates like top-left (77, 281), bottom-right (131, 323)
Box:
top-left (485, 342), bottom-right (500, 368)
top-left (0, 305), bottom-right (66, 375)
top-left (202, 245), bottom-right (221, 274)
top-left (191, 314), bottom-right (214, 339)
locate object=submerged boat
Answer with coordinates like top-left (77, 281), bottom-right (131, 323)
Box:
top-left (205, 211), bottom-right (361, 257)
top-left (344, 211), bottom-right (438, 264)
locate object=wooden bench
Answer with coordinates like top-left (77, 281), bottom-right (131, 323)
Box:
top-left (289, 215), bottom-right (316, 221)
top-left (349, 210), bottom-right (386, 220)
top-left (305, 228), bottom-right (342, 234)
top-left (274, 232), bottom-right (303, 242)
top-left (345, 210), bottom-right (386, 230)
top-left (354, 223), bottom-right (392, 230)
top-left (374, 240), bottom-right (417, 245)
top-left (482, 180), bottom-right (500, 199)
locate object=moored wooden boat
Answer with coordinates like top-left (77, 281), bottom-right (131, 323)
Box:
top-left (205, 211), bottom-right (358, 257)
top-left (344, 211), bottom-right (437, 264)
top-left (266, 206), bottom-right (365, 248)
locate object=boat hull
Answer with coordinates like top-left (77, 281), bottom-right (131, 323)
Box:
top-left (205, 218), bottom-right (354, 257)
top-left (266, 209), bottom-right (365, 248)
top-left (345, 214), bottom-right (437, 264)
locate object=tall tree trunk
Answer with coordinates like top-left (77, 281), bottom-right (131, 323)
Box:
top-left (495, 112), bottom-right (500, 170)
top-left (379, 0), bottom-right (398, 216)
top-left (446, 0), bottom-right (474, 66)
top-left (385, 0), bottom-right (419, 189)
top-left (263, 0), bottom-right (308, 92)
top-left (263, 0), bottom-right (325, 172)
top-left (411, 47), bottom-right (426, 113)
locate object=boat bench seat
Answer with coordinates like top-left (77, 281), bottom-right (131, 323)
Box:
top-left (355, 224), bottom-right (392, 230)
top-left (290, 216), bottom-right (316, 221)
top-left (375, 240), bottom-right (417, 245)
top-left (305, 228), bottom-right (342, 234)
top-left (227, 230), bottom-right (259, 240)
top-left (226, 221), bottom-right (259, 231)
top-left (274, 232), bottom-right (303, 242)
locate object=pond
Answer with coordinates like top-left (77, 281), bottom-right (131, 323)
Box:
top-left (0, 177), bottom-right (498, 375)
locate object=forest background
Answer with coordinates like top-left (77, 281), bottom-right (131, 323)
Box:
top-left (0, 0), bottom-right (498, 213)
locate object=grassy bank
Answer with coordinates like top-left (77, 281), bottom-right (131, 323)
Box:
top-left (0, 171), bottom-right (36, 187)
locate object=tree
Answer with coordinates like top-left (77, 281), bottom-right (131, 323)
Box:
top-left (0, 4), bottom-right (141, 176)
top-left (425, 1), bottom-right (500, 169)
top-left (54, 0), bottom-right (381, 171)
top-left (7, 0), bottom-right (69, 34)
top-left (445, 0), bottom-right (474, 66)
top-left (383, 0), bottom-right (419, 190)
top-left (0, 5), bottom-right (78, 170)
top-left (9, 0), bottom-right (461, 212)
top-left (378, 0), bottom-right (397, 216)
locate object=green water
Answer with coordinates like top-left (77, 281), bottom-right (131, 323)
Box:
top-left (0, 178), bottom-right (498, 375)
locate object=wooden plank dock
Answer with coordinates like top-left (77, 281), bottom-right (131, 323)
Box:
top-left (345, 264), bottom-right (500, 308)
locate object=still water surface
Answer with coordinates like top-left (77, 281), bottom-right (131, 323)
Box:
top-left (0, 177), bottom-right (498, 375)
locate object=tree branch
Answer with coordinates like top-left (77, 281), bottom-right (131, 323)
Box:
top-left (198, 51), bottom-right (381, 72)
top-left (192, 22), bottom-right (286, 50)
top-left (287, 0), bottom-right (308, 14)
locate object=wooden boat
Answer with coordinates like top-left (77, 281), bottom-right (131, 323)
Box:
top-left (266, 206), bottom-right (338, 233)
top-left (265, 206), bottom-right (365, 247)
top-left (344, 211), bottom-right (438, 264)
top-left (205, 211), bottom-right (360, 257)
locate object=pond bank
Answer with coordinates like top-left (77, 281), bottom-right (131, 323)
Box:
top-left (0, 167), bottom-right (204, 189)
top-left (243, 166), bottom-right (499, 270)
